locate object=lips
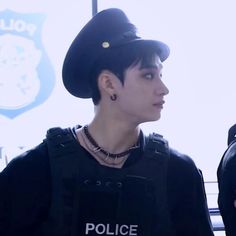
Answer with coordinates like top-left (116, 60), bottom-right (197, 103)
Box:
top-left (153, 101), bottom-right (165, 106)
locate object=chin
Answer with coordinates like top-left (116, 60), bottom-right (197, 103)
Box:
top-left (152, 116), bottom-right (161, 122)
top-left (143, 114), bottom-right (161, 123)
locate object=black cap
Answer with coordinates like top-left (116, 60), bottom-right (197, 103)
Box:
top-left (62, 8), bottom-right (170, 98)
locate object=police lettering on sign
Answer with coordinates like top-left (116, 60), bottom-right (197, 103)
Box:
top-left (85, 223), bottom-right (138, 235)
top-left (0, 19), bottom-right (36, 36)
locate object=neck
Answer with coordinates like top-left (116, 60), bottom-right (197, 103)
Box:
top-left (88, 108), bottom-right (140, 154)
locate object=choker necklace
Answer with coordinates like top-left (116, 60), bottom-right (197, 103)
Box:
top-left (83, 125), bottom-right (139, 159)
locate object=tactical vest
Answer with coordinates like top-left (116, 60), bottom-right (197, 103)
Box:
top-left (41, 127), bottom-right (175, 236)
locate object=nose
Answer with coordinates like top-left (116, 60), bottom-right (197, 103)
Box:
top-left (155, 79), bottom-right (169, 96)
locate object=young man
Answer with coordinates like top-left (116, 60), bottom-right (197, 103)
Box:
top-left (0, 8), bottom-right (214, 236)
top-left (217, 123), bottom-right (236, 236)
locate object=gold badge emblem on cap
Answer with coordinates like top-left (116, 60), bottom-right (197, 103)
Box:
top-left (102, 41), bottom-right (110, 48)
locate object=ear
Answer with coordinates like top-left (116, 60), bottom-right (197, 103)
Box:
top-left (97, 70), bottom-right (118, 96)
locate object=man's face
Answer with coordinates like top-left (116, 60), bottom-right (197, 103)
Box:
top-left (115, 55), bottom-right (169, 125)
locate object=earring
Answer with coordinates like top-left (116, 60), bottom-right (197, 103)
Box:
top-left (110, 94), bottom-right (117, 101)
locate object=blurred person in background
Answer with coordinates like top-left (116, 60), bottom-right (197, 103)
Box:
top-left (218, 123), bottom-right (236, 236)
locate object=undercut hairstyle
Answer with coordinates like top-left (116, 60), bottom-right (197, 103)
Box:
top-left (90, 42), bottom-right (159, 105)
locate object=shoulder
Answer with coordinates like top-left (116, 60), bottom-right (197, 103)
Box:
top-left (167, 147), bottom-right (202, 188)
top-left (145, 132), bottom-right (199, 177)
top-left (217, 142), bottom-right (236, 187)
top-left (220, 141), bottom-right (236, 172)
top-left (1, 141), bottom-right (50, 181)
top-left (169, 147), bottom-right (199, 173)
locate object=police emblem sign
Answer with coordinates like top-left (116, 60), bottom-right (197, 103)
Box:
top-left (0, 10), bottom-right (55, 118)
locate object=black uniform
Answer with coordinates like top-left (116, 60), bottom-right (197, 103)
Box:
top-left (0, 129), bottom-right (213, 236)
top-left (217, 125), bottom-right (236, 236)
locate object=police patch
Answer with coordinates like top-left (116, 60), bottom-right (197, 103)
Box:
top-left (0, 10), bottom-right (55, 118)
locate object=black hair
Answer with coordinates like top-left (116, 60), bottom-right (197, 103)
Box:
top-left (90, 42), bottom-right (159, 105)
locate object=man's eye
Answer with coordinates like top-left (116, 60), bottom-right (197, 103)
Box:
top-left (144, 73), bottom-right (154, 79)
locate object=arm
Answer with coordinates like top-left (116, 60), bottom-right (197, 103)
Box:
top-left (193, 169), bottom-right (214, 236)
top-left (0, 167), bottom-right (10, 236)
top-left (168, 151), bottom-right (214, 236)
top-left (0, 143), bottom-right (51, 236)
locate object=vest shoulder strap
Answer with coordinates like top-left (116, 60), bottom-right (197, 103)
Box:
top-left (46, 126), bottom-right (81, 158)
top-left (42, 126), bottom-right (80, 236)
top-left (144, 132), bottom-right (170, 160)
